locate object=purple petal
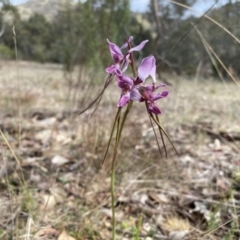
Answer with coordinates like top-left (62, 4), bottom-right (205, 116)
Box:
top-left (106, 65), bottom-right (118, 74)
top-left (154, 83), bottom-right (167, 90)
top-left (160, 90), bottom-right (169, 97)
top-left (140, 84), bottom-right (155, 92)
top-left (121, 36), bottom-right (134, 49)
top-left (147, 103), bottom-right (162, 115)
top-left (139, 83), bottom-right (166, 92)
top-left (122, 54), bottom-right (130, 73)
top-left (117, 92), bottom-right (130, 107)
top-left (116, 71), bottom-right (133, 90)
top-left (130, 88), bottom-right (142, 101)
top-left (149, 61), bottom-right (156, 83)
top-left (115, 68), bottom-right (122, 76)
top-left (151, 90), bottom-right (169, 101)
top-left (107, 39), bottom-right (124, 63)
top-left (128, 40), bottom-right (149, 53)
top-left (137, 56), bottom-right (156, 83)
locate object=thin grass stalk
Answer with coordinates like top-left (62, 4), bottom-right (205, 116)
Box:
top-left (160, 0), bottom-right (217, 61)
top-left (79, 75), bottom-right (113, 115)
top-left (194, 23), bottom-right (225, 83)
top-left (168, 0), bottom-right (240, 45)
top-left (12, 26), bottom-right (22, 149)
top-left (193, 25), bottom-right (240, 87)
top-left (203, 215), bottom-right (240, 239)
top-left (90, 75), bottom-right (114, 118)
top-left (0, 129), bottom-right (25, 186)
top-left (135, 214), bottom-right (143, 240)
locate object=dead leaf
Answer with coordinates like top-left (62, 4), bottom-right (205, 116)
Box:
top-left (57, 230), bottom-right (76, 240)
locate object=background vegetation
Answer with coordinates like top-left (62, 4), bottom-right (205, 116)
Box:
top-left (0, 0), bottom-right (239, 77)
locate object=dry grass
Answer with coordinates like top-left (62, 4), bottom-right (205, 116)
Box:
top-left (0, 60), bottom-right (239, 239)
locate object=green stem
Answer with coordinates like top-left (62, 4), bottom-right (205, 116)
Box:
top-left (111, 158), bottom-right (116, 240)
top-left (111, 114), bottom-right (121, 240)
top-left (102, 108), bottom-right (122, 165)
top-left (118, 100), bottom-right (133, 139)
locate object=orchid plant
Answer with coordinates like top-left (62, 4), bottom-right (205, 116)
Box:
top-left (80, 36), bottom-right (177, 240)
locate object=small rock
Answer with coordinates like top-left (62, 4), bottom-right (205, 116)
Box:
top-left (51, 155), bottom-right (69, 166)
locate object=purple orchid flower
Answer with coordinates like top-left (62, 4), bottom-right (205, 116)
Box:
top-left (115, 55), bottom-right (169, 114)
top-left (106, 37), bottom-right (149, 74)
top-left (135, 56), bottom-right (156, 84)
top-left (115, 69), bottom-right (141, 107)
top-left (135, 56), bottom-right (169, 114)
top-left (138, 84), bottom-right (169, 114)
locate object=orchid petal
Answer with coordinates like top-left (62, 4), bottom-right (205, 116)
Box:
top-left (106, 65), bottom-right (118, 74)
top-left (122, 54), bottom-right (130, 73)
top-left (130, 88), bottom-right (142, 101)
top-left (121, 36), bottom-right (134, 49)
top-left (107, 39), bottom-right (124, 63)
top-left (140, 84), bottom-right (155, 92)
top-left (116, 71), bottom-right (133, 90)
top-left (151, 90), bottom-right (169, 101)
top-left (147, 103), bottom-right (162, 115)
top-left (117, 92), bottom-right (130, 107)
top-left (149, 61), bottom-right (156, 83)
top-left (137, 56), bottom-right (156, 83)
top-left (128, 40), bottom-right (149, 53)
top-left (154, 83), bottom-right (167, 90)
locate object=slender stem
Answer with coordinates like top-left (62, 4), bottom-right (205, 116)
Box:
top-left (111, 114), bottom-right (121, 240)
top-left (102, 108), bottom-right (122, 165)
top-left (118, 100), bottom-right (133, 140)
top-left (111, 158), bottom-right (116, 240)
top-left (110, 39), bottom-right (137, 240)
top-left (155, 114), bottom-right (167, 158)
top-left (150, 114), bottom-right (178, 155)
